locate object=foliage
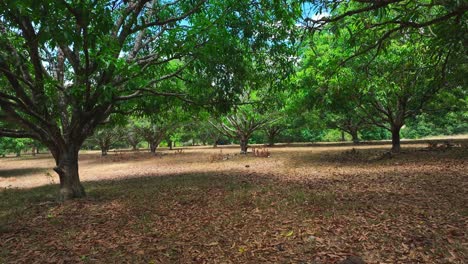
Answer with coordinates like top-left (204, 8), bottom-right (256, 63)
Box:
top-left (0, 137), bottom-right (34, 157)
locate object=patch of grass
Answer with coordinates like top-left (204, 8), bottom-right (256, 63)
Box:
top-left (0, 185), bottom-right (57, 229)
top-left (0, 168), bottom-right (49, 178)
top-left (224, 188), bottom-right (254, 206)
top-left (286, 187), bottom-right (336, 207)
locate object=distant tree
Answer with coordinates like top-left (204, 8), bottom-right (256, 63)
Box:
top-left (360, 39), bottom-right (458, 152)
top-left (298, 22), bottom-right (463, 151)
top-left (191, 116), bottom-right (223, 147)
top-left (211, 104), bottom-right (276, 153)
top-left (263, 123), bottom-right (285, 146)
top-left (0, 137), bottom-right (32, 157)
top-left (124, 124), bottom-right (141, 151)
top-left (88, 125), bottom-right (122, 156)
top-left (134, 104), bottom-right (188, 154)
top-left (136, 120), bottom-right (168, 154)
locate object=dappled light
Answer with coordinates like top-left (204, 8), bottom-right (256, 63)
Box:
top-left (0, 0), bottom-right (466, 262)
top-left (1, 143), bottom-right (467, 262)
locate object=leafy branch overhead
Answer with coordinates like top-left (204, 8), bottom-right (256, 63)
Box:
top-left (302, 0), bottom-right (467, 64)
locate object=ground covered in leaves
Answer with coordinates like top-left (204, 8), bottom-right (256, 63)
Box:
top-left (1, 143), bottom-right (467, 263)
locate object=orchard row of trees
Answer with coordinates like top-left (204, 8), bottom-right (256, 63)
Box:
top-left (1, 0), bottom-right (466, 199)
top-left (4, 102), bottom-right (466, 157)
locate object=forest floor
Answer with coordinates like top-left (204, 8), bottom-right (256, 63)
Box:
top-left (1, 143), bottom-right (467, 263)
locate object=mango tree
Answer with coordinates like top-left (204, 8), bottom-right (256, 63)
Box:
top-left (0, 0), bottom-right (300, 199)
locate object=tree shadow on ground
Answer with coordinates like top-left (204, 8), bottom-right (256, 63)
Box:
top-left (1, 155), bottom-right (467, 263)
top-left (0, 168), bottom-right (49, 178)
top-left (288, 145), bottom-right (468, 168)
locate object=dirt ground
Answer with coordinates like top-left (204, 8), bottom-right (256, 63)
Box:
top-left (1, 143), bottom-right (467, 263)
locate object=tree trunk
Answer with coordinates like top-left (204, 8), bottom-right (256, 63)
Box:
top-left (32, 146), bottom-right (36, 156)
top-left (341, 131), bottom-right (345, 142)
top-left (350, 129), bottom-right (359, 144)
top-left (212, 136), bottom-right (219, 148)
top-left (53, 147), bottom-right (85, 200)
top-left (100, 144), bottom-right (109, 156)
top-left (268, 134), bottom-right (275, 147)
top-left (131, 144), bottom-right (138, 151)
top-left (391, 126), bottom-right (401, 153)
top-left (240, 137), bottom-right (248, 154)
top-left (101, 148), bottom-right (108, 156)
top-left (167, 140), bottom-right (173, 150)
top-left (149, 142), bottom-right (157, 154)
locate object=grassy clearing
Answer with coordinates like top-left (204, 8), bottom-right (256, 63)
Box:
top-left (1, 144), bottom-right (467, 263)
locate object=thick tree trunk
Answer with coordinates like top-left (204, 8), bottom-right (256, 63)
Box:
top-left (32, 146), bottom-right (36, 156)
top-left (131, 144), bottom-right (138, 151)
top-left (149, 142), bottom-right (157, 154)
top-left (391, 126), bottom-right (401, 153)
top-left (341, 131), bottom-right (345, 142)
top-left (100, 144), bottom-right (109, 156)
top-left (53, 147), bottom-right (85, 200)
top-left (240, 137), bottom-right (248, 154)
top-left (350, 129), bottom-right (359, 144)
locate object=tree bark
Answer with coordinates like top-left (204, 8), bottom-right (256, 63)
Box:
top-left (101, 148), bottom-right (108, 156)
top-left (240, 137), bottom-right (248, 154)
top-left (100, 143), bottom-right (109, 156)
top-left (52, 146), bottom-right (85, 200)
top-left (32, 146), bottom-right (36, 156)
top-left (149, 142), bottom-right (157, 154)
top-left (391, 126), bottom-right (402, 153)
top-left (167, 139), bottom-right (173, 150)
top-left (341, 131), bottom-right (345, 142)
top-left (350, 129), bottom-right (359, 144)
